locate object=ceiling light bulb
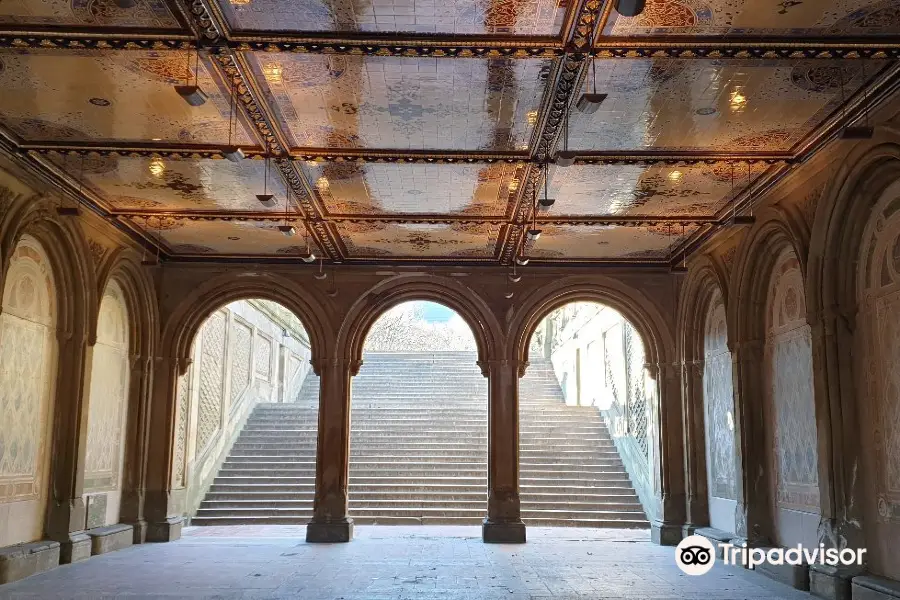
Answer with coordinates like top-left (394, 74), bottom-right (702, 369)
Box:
top-left (149, 158), bottom-right (166, 177)
top-left (526, 111), bottom-right (538, 126)
top-left (668, 170), bottom-right (683, 182)
top-left (316, 177), bottom-right (330, 190)
top-left (263, 64), bottom-right (283, 84)
top-left (508, 178), bottom-right (520, 191)
top-left (174, 85), bottom-right (208, 107)
top-left (729, 90), bottom-right (746, 110)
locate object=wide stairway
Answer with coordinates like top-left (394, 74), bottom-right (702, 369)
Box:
top-left (193, 352), bottom-right (648, 527)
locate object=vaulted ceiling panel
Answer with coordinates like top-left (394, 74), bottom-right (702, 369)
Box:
top-left (546, 162), bottom-right (769, 217)
top-left (124, 216), bottom-right (322, 257)
top-left (304, 161), bottom-right (523, 216)
top-left (214, 0), bottom-right (566, 35)
top-left (0, 49), bottom-right (255, 146)
top-left (247, 53), bottom-right (550, 151)
top-left (530, 223), bottom-right (700, 261)
top-left (45, 154), bottom-right (295, 213)
top-left (0, 0), bottom-right (184, 30)
top-left (601, 0), bottom-right (900, 37)
top-left (336, 221), bottom-right (501, 259)
top-left (567, 58), bottom-right (884, 152)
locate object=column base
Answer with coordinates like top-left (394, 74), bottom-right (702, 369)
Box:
top-left (127, 519), bottom-right (148, 544)
top-left (650, 521), bottom-right (683, 546)
top-left (809, 564), bottom-right (861, 600)
top-left (58, 532), bottom-right (92, 564)
top-left (482, 519), bottom-right (526, 543)
top-left (851, 574), bottom-right (900, 600)
top-left (753, 550), bottom-right (810, 590)
top-left (306, 519), bottom-right (354, 543)
top-left (146, 517), bottom-right (183, 543)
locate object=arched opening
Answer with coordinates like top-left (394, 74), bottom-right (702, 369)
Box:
top-left (0, 236), bottom-right (58, 546)
top-left (171, 298), bottom-right (318, 526)
top-left (348, 300), bottom-right (486, 525)
top-left (853, 178), bottom-right (900, 577)
top-left (524, 301), bottom-right (651, 528)
top-left (761, 247), bottom-right (819, 548)
top-left (82, 280), bottom-right (131, 529)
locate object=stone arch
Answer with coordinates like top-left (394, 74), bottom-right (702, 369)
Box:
top-left (162, 272), bottom-right (332, 370)
top-left (509, 276), bottom-right (680, 534)
top-left (0, 234), bottom-right (59, 546)
top-left (0, 209), bottom-right (97, 543)
top-left (676, 254), bottom-right (737, 533)
top-left (809, 143), bottom-right (900, 578)
top-left (511, 276), bottom-right (675, 368)
top-left (339, 274), bottom-right (501, 370)
top-left (729, 209), bottom-right (820, 547)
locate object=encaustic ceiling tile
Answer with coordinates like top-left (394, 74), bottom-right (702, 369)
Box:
top-left (214, 0), bottom-right (565, 36)
top-left (546, 162), bottom-right (769, 217)
top-left (0, 0), bottom-right (183, 30)
top-left (47, 154), bottom-right (295, 212)
top-left (336, 221), bottom-right (501, 258)
top-left (0, 49), bottom-right (255, 146)
top-left (568, 58), bottom-right (886, 152)
top-left (248, 53), bottom-right (550, 151)
top-left (529, 223), bottom-right (700, 260)
top-left (125, 217), bottom-right (322, 257)
top-left (302, 161), bottom-right (522, 217)
top-left (602, 0), bottom-right (900, 37)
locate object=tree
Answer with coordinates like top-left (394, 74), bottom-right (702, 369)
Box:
top-left (363, 302), bottom-right (477, 352)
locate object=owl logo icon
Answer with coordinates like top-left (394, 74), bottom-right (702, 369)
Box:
top-left (675, 535), bottom-right (716, 575)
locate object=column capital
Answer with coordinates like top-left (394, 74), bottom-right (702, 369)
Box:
top-left (311, 357), bottom-right (363, 377)
top-left (477, 358), bottom-right (528, 378)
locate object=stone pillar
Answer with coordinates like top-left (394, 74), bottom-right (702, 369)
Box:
top-left (682, 360), bottom-right (710, 534)
top-left (119, 355), bottom-right (153, 544)
top-left (45, 332), bottom-right (93, 563)
top-left (306, 358), bottom-right (355, 543)
top-left (808, 312), bottom-right (866, 600)
top-left (481, 358), bottom-right (526, 543)
top-left (730, 339), bottom-right (770, 546)
top-left (649, 362), bottom-right (687, 546)
top-left (143, 355), bottom-right (190, 543)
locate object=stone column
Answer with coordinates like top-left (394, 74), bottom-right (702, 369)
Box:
top-left (306, 358), bottom-right (355, 543)
top-left (481, 358), bottom-right (526, 543)
top-left (808, 312), bottom-right (867, 599)
top-left (649, 362), bottom-right (687, 545)
top-left (119, 354), bottom-right (154, 544)
top-left (45, 331), bottom-right (93, 563)
top-left (143, 355), bottom-right (190, 542)
top-left (730, 339), bottom-right (770, 546)
top-left (682, 360), bottom-right (710, 534)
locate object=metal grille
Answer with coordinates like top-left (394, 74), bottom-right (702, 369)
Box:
top-left (624, 323), bottom-right (649, 458)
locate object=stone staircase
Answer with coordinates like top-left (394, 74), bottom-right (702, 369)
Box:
top-left (192, 352), bottom-right (648, 528)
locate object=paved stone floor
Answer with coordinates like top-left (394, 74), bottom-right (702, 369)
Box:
top-left (0, 526), bottom-right (813, 600)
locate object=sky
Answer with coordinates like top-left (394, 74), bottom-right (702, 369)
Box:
top-left (419, 301), bottom-right (455, 323)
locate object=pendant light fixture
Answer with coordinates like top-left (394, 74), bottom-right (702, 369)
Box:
top-left (256, 153), bottom-right (276, 207)
top-left (276, 187), bottom-right (296, 236)
top-left (175, 45), bottom-right (208, 106)
top-left (576, 57), bottom-right (608, 114)
top-left (732, 162), bottom-right (756, 226)
top-left (840, 62), bottom-right (874, 140)
top-left (222, 78), bottom-right (245, 162)
top-left (670, 224), bottom-right (688, 274)
top-left (301, 223), bottom-right (317, 263)
top-left (554, 109), bottom-right (577, 167)
top-left (57, 154), bottom-right (83, 216)
top-left (314, 257), bottom-right (327, 280)
top-left (538, 163), bottom-right (556, 212)
top-left (613, 0), bottom-right (646, 17)
top-left (526, 177), bottom-right (542, 241)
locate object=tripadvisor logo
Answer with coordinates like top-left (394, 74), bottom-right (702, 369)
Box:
top-left (675, 535), bottom-right (868, 576)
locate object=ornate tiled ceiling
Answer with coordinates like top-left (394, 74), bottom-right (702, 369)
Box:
top-left (0, 0), bottom-right (897, 266)
top-left (213, 0), bottom-right (566, 35)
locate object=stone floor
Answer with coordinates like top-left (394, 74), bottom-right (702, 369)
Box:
top-left (0, 526), bottom-right (813, 600)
